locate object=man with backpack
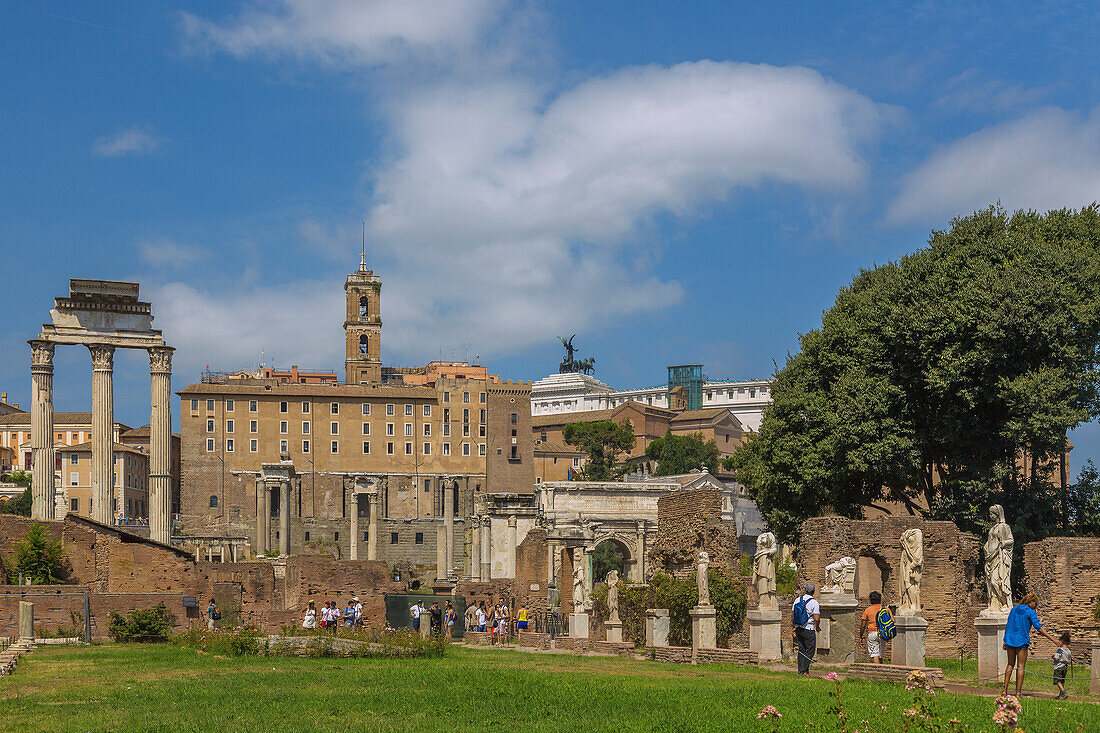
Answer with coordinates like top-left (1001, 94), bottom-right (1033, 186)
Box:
top-left (207, 598), bottom-right (221, 630)
top-left (859, 591), bottom-right (893, 664)
top-left (791, 583), bottom-right (821, 675)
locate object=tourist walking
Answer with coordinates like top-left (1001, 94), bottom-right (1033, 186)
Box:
top-left (1002, 593), bottom-right (1060, 696)
top-left (430, 602), bottom-right (443, 636)
top-left (858, 591), bottom-right (885, 664)
top-left (1053, 632), bottom-right (1072, 699)
top-left (516, 605), bottom-right (528, 631)
top-left (303, 600), bottom-right (317, 630)
top-left (410, 600), bottom-right (423, 631)
top-left (352, 596), bottom-right (363, 627)
top-left (206, 598), bottom-right (220, 631)
top-left (343, 599), bottom-right (356, 628)
top-left (791, 583), bottom-right (821, 675)
top-left (496, 600), bottom-right (509, 643)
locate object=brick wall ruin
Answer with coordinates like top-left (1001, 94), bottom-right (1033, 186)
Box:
top-left (648, 487), bottom-right (739, 577)
top-left (1023, 536), bottom-right (1100, 661)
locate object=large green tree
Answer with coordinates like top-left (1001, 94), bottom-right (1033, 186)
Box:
top-left (645, 431), bottom-right (719, 475)
top-left (732, 206), bottom-right (1100, 545)
top-left (562, 420), bottom-right (636, 480)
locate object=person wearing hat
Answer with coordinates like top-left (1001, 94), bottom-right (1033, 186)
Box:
top-left (343, 599), bottom-right (356, 628)
top-left (792, 583), bottom-right (821, 675)
top-left (352, 596), bottom-right (363, 627)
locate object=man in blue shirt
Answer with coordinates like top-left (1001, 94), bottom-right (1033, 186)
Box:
top-left (1002, 592), bottom-right (1060, 697)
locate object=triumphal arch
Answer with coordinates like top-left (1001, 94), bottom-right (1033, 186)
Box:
top-left (29, 279), bottom-right (174, 543)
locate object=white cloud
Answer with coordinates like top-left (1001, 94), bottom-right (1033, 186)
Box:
top-left (888, 107), bottom-right (1100, 225)
top-left (138, 239), bottom-right (204, 268)
top-left (180, 0), bottom-right (505, 66)
top-left (92, 127), bottom-right (162, 157)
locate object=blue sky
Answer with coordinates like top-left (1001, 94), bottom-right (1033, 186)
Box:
top-left (4, 1), bottom-right (1100, 475)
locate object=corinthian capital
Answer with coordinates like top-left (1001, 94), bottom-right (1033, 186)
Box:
top-left (149, 347), bottom-right (174, 373)
top-left (30, 340), bottom-right (55, 369)
top-left (88, 344), bottom-right (116, 370)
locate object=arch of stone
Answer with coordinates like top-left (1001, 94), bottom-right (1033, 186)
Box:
top-left (29, 279), bottom-right (174, 544)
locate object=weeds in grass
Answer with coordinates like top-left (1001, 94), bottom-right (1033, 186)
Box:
top-left (172, 625), bottom-right (447, 658)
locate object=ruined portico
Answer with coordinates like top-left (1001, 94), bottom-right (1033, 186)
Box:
top-left (30, 280), bottom-right (174, 543)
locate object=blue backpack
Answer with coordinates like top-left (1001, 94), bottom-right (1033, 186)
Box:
top-left (876, 606), bottom-right (896, 641)
top-left (792, 596), bottom-right (810, 627)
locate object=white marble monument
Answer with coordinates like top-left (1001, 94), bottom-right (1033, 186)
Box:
top-left (892, 528), bottom-right (928, 667)
top-left (976, 505), bottom-right (1014, 680)
top-left (747, 532), bottom-right (782, 661)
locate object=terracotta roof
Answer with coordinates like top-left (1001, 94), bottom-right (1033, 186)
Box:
top-left (121, 425), bottom-right (149, 438)
top-left (671, 407), bottom-right (742, 425)
top-left (534, 440), bottom-right (584, 455)
top-left (0, 412), bottom-right (133, 432)
top-left (63, 441), bottom-right (149, 456)
top-left (177, 382), bottom-right (437, 398)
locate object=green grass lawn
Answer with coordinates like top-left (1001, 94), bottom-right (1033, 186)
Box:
top-left (1, 644), bottom-right (1096, 732)
top-left (930, 656), bottom-right (1093, 697)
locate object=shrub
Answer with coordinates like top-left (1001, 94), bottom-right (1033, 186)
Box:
top-left (776, 559), bottom-right (798, 595)
top-left (107, 603), bottom-right (176, 642)
top-left (176, 625), bottom-right (447, 658)
top-left (9, 521), bottom-right (66, 583)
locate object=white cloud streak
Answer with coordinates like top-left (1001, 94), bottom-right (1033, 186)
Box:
top-left (92, 127), bottom-right (162, 157)
top-left (888, 107), bottom-right (1100, 225)
top-left (139, 239), bottom-right (204, 268)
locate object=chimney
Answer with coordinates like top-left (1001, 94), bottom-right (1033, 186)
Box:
top-left (0, 392), bottom-right (6, 402)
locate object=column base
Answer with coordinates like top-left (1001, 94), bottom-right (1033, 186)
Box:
top-left (605, 619), bottom-right (623, 643)
top-left (645, 608), bottom-right (670, 648)
top-left (817, 593), bottom-right (859, 664)
top-left (975, 612), bottom-right (1009, 681)
top-left (690, 604), bottom-right (717, 662)
top-left (891, 614), bottom-right (928, 668)
top-left (570, 612), bottom-right (590, 639)
top-left (747, 608), bottom-right (783, 661)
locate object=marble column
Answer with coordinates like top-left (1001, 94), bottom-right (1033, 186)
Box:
top-left (480, 517), bottom-right (491, 581)
top-left (350, 490), bottom-right (360, 560)
top-left (29, 340), bottom-right (55, 521)
top-left (546, 541), bottom-right (556, 587)
top-left (279, 480), bottom-right (290, 556)
top-left (254, 477), bottom-right (266, 555)
top-left (635, 521), bottom-right (647, 582)
top-left (443, 480), bottom-right (455, 578)
top-left (367, 491), bottom-right (379, 560)
top-left (262, 484), bottom-right (272, 555)
top-left (89, 344), bottom-right (115, 525)
top-left (507, 515), bottom-right (518, 578)
top-left (469, 515), bottom-right (481, 579)
top-left (148, 347), bottom-right (173, 544)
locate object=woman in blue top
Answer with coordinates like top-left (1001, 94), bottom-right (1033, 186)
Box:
top-left (1002, 593), bottom-right (1060, 697)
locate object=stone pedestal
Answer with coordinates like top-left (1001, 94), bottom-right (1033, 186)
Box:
top-left (975, 612), bottom-right (1009, 682)
top-left (891, 614), bottom-right (928, 668)
top-left (570, 612), bottom-right (590, 639)
top-left (646, 608), bottom-right (669, 647)
top-left (690, 604), bottom-right (717, 663)
top-left (1091, 637), bottom-right (1100, 695)
top-left (420, 618), bottom-right (431, 639)
top-left (747, 608), bottom-right (783, 662)
top-left (816, 594), bottom-right (858, 664)
top-left (18, 601), bottom-right (33, 644)
top-left (606, 619), bottom-right (623, 643)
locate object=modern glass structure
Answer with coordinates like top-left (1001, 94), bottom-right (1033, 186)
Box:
top-left (667, 364), bottom-right (704, 411)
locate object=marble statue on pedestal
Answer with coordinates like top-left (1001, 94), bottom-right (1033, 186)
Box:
top-left (753, 532), bottom-right (778, 611)
top-left (984, 504), bottom-right (1013, 614)
top-left (606, 570), bottom-right (620, 622)
top-left (899, 528), bottom-right (923, 615)
top-left (697, 551), bottom-right (710, 606)
top-left (822, 556), bottom-right (856, 594)
top-left (572, 560), bottom-right (586, 611)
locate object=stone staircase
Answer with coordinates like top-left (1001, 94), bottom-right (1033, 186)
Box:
top-left (0, 640), bottom-right (32, 676)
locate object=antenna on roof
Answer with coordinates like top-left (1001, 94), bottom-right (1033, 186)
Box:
top-left (360, 221), bottom-right (366, 270)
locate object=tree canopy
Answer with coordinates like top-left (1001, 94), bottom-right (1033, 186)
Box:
top-left (731, 206), bottom-right (1100, 544)
top-left (645, 431), bottom-right (719, 475)
top-left (563, 420), bottom-right (636, 480)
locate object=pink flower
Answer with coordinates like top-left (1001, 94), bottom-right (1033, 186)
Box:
top-left (757, 705), bottom-right (782, 719)
top-left (826, 671), bottom-right (839, 681)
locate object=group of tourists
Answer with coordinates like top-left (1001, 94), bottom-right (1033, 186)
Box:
top-left (460, 599), bottom-right (528, 643)
top-left (301, 597), bottom-right (364, 630)
top-left (792, 585), bottom-right (1074, 699)
top-left (408, 600), bottom-right (456, 636)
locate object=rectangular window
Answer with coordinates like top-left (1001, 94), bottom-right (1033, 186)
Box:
top-left (463, 424), bottom-right (470, 437)
top-left (226, 399), bottom-right (235, 412)
top-left (280, 421), bottom-right (288, 434)
top-left (302, 440), bottom-right (310, 453)
top-left (415, 532), bottom-right (424, 545)
top-left (302, 421), bottom-right (310, 434)
top-left (510, 445), bottom-right (518, 459)
top-left (479, 425), bottom-right (486, 438)
top-left (462, 443), bottom-right (470, 456)
top-left (386, 403), bottom-right (395, 416)
top-left (405, 403), bottom-right (413, 416)
top-left (423, 423), bottom-right (431, 436)
top-left (249, 400), bottom-right (258, 412)
top-left (331, 402), bottom-right (339, 415)
top-left (463, 408), bottom-right (469, 422)
top-left (71, 497), bottom-right (78, 512)
top-left (206, 438), bottom-right (215, 451)
top-left (443, 423), bottom-right (451, 437)
top-left (422, 404), bottom-right (431, 417)
top-left (443, 408), bottom-right (450, 421)
top-left (404, 423), bottom-right (412, 436)
top-left (424, 479), bottom-right (431, 493)
top-left (331, 441), bottom-right (339, 453)
top-left (250, 420), bottom-right (258, 433)
top-left (280, 401), bottom-right (288, 413)
top-left (190, 399), bottom-right (198, 411)
top-left (390, 532), bottom-right (399, 545)
top-left (302, 401), bottom-right (310, 413)
top-left (463, 391), bottom-right (470, 403)
top-left (510, 412), bottom-right (517, 424)
top-left (404, 442), bottom-right (413, 455)
top-left (479, 392), bottom-right (486, 403)
top-left (480, 408), bottom-right (486, 422)
top-left (226, 420), bottom-right (234, 433)
top-left (71, 453), bottom-right (78, 465)
top-left (280, 439), bottom-right (288, 453)
top-left (479, 443), bottom-right (486, 456)
top-left (386, 423), bottom-right (394, 436)
top-left (423, 442), bottom-right (431, 455)
top-left (334, 532), bottom-right (339, 542)
top-left (207, 399), bottom-right (215, 411)
top-left (250, 439), bottom-right (258, 452)
top-left (226, 439), bottom-right (235, 452)
top-left (362, 441), bottom-right (370, 454)
top-left (362, 422), bottom-right (370, 435)
top-left (573, 457), bottom-right (580, 467)
top-left (387, 442), bottom-right (394, 455)
top-left (70, 472), bottom-right (78, 486)
top-left (443, 391), bottom-right (450, 403)
top-left (206, 419), bottom-right (214, 433)
top-left (443, 443), bottom-right (451, 456)
top-left (330, 422), bottom-right (339, 435)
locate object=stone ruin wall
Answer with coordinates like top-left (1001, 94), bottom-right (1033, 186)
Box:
top-left (797, 515), bottom-right (984, 659)
top-left (648, 488), bottom-right (739, 577)
top-left (1023, 536), bottom-right (1100, 661)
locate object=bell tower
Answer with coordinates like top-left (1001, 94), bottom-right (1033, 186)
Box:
top-left (344, 252), bottom-right (382, 384)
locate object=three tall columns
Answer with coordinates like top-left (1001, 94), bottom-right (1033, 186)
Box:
top-left (30, 342), bottom-right (55, 520)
